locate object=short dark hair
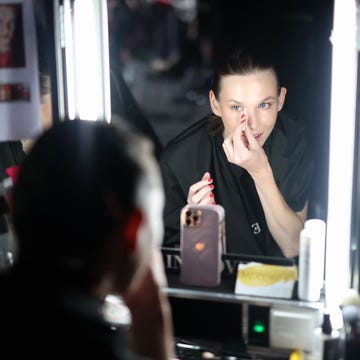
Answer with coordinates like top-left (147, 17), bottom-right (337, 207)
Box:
top-left (11, 119), bottom-right (157, 285)
top-left (211, 47), bottom-right (280, 98)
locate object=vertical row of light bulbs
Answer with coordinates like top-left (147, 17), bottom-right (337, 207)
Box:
top-left (326, 0), bottom-right (358, 311)
top-left (54, 0), bottom-right (111, 123)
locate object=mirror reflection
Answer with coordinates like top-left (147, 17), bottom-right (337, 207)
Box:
top-left (160, 46), bottom-right (312, 258)
top-left (107, 0), bottom-right (333, 258)
top-left (0, 0), bottom-right (334, 271)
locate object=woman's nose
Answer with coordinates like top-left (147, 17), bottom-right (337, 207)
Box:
top-left (246, 112), bottom-right (258, 129)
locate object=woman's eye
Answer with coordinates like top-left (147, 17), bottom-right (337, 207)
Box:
top-left (231, 105), bottom-right (241, 111)
top-left (259, 102), bottom-right (270, 109)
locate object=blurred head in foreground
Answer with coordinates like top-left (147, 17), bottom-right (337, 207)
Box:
top-left (12, 118), bottom-right (165, 297)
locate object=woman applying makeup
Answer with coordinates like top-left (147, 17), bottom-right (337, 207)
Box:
top-left (159, 47), bottom-right (313, 258)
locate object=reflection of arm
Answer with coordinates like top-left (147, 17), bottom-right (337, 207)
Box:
top-left (159, 117), bottom-right (219, 247)
top-left (252, 165), bottom-right (307, 258)
top-left (223, 115), bottom-right (313, 258)
top-left (251, 120), bottom-right (313, 258)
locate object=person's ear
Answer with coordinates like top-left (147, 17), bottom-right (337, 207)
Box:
top-left (122, 209), bottom-right (143, 253)
top-left (40, 93), bottom-right (53, 131)
top-left (209, 90), bottom-right (221, 117)
top-left (277, 87), bottom-right (287, 111)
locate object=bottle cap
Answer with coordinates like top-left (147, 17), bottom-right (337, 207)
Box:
top-left (322, 312), bottom-right (332, 335)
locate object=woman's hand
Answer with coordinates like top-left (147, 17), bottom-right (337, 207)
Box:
top-left (223, 123), bottom-right (305, 258)
top-left (222, 124), bottom-right (269, 178)
top-left (187, 171), bottom-right (215, 205)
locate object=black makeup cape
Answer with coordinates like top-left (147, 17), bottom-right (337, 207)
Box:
top-left (159, 113), bottom-right (313, 257)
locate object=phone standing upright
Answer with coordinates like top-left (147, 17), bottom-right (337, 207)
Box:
top-left (180, 204), bottom-right (226, 287)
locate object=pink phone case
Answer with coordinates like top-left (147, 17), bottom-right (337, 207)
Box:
top-left (180, 204), bottom-right (225, 287)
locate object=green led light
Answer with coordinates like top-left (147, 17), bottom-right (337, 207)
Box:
top-left (253, 321), bottom-right (265, 333)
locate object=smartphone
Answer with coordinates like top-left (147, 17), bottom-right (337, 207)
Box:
top-left (180, 204), bottom-right (226, 287)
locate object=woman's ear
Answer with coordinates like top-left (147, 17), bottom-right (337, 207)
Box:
top-left (105, 193), bottom-right (143, 254)
top-left (209, 90), bottom-right (221, 117)
top-left (277, 87), bottom-right (287, 111)
top-left (122, 209), bottom-right (143, 253)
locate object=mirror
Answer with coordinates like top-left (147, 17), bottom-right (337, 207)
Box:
top-left (31, 0), bottom-right (336, 279)
top-left (106, 0), bottom-right (334, 258)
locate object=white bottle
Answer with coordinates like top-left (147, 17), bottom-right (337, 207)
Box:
top-left (298, 219), bottom-right (326, 301)
top-left (304, 219), bottom-right (326, 294)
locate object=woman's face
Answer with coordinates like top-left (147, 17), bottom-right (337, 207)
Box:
top-left (0, 6), bottom-right (16, 53)
top-left (209, 69), bottom-right (287, 146)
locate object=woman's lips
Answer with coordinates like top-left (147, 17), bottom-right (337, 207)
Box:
top-left (239, 131), bottom-right (263, 144)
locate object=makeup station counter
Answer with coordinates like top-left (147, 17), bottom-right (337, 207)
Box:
top-left (162, 248), bottom-right (325, 360)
